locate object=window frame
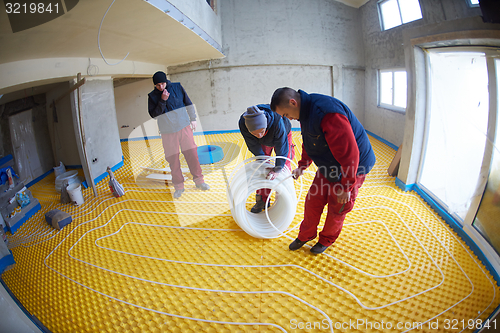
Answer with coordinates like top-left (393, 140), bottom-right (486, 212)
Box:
top-left (378, 68), bottom-right (407, 114)
top-left (466, 0), bottom-right (479, 8)
top-left (378, 0), bottom-right (423, 31)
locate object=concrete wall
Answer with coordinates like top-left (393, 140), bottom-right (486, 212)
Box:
top-left (360, 0), bottom-right (483, 146)
top-left (168, 0), bottom-right (364, 132)
top-left (168, 0), bottom-right (222, 45)
top-left (114, 79), bottom-right (160, 140)
top-left (46, 82), bottom-right (80, 166)
top-left (71, 78), bottom-right (122, 186)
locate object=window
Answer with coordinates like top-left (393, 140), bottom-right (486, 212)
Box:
top-left (467, 0), bottom-right (479, 7)
top-left (378, 0), bottom-right (423, 31)
top-left (378, 69), bottom-right (407, 112)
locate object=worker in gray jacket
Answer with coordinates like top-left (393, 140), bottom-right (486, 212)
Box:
top-left (148, 71), bottom-right (210, 199)
top-left (239, 104), bottom-right (295, 213)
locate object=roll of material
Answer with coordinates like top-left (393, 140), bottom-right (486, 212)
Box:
top-left (226, 156), bottom-right (299, 239)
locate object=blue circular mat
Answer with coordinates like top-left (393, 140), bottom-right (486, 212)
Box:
top-left (197, 145), bottom-right (224, 164)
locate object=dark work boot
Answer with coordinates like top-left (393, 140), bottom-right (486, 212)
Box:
top-left (310, 242), bottom-right (329, 255)
top-left (251, 194), bottom-right (270, 213)
top-left (289, 238), bottom-right (308, 251)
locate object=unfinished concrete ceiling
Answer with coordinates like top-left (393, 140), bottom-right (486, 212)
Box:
top-left (337, 0), bottom-right (370, 8)
top-left (0, 0), bottom-right (224, 67)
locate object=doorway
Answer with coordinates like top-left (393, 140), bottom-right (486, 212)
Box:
top-left (418, 47), bottom-right (500, 258)
top-left (9, 109), bottom-right (44, 184)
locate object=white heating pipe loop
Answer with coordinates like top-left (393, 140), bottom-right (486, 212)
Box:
top-left (226, 156), bottom-right (303, 239)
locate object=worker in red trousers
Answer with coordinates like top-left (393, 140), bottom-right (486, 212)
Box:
top-left (270, 87), bottom-right (376, 254)
top-left (148, 71), bottom-right (210, 199)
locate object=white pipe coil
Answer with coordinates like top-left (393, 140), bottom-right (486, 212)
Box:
top-left (226, 156), bottom-right (299, 239)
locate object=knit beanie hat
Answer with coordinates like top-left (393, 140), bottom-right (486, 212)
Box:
top-left (152, 71), bottom-right (167, 85)
top-left (244, 106), bottom-right (267, 132)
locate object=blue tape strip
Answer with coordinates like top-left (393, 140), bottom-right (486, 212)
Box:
top-left (120, 128), bottom-right (303, 141)
top-left (0, 154), bottom-right (13, 168)
top-left (26, 169), bottom-right (53, 188)
top-left (121, 136), bottom-right (161, 142)
top-left (365, 130), bottom-right (399, 150)
top-left (0, 278), bottom-right (51, 332)
top-left (395, 177), bottom-right (414, 192)
top-left (194, 129), bottom-right (240, 136)
top-left (0, 251), bottom-right (15, 274)
top-left (474, 304), bottom-right (500, 332)
top-left (82, 156), bottom-right (124, 188)
top-left (414, 183), bottom-right (500, 282)
top-left (396, 176), bottom-right (500, 285)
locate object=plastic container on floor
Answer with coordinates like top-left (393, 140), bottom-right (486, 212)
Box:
top-left (66, 183), bottom-right (84, 206)
top-left (53, 162), bottom-right (66, 178)
top-left (55, 170), bottom-right (79, 193)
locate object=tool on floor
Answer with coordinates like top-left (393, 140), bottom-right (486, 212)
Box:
top-left (107, 167), bottom-right (125, 197)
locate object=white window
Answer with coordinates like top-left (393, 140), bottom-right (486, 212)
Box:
top-left (378, 69), bottom-right (407, 112)
top-left (378, 0), bottom-right (423, 31)
top-left (467, 0), bottom-right (479, 7)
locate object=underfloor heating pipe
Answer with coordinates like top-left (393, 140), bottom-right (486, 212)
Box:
top-left (226, 156), bottom-right (300, 239)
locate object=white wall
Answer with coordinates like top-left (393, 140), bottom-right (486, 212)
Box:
top-left (168, 0), bottom-right (364, 132)
top-left (114, 79), bottom-right (160, 140)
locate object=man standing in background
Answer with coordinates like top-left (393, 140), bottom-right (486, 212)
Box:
top-left (148, 71), bottom-right (210, 199)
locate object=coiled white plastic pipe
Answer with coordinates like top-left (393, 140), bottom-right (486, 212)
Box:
top-left (226, 156), bottom-right (298, 239)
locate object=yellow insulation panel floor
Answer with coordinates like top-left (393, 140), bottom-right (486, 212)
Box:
top-left (2, 132), bottom-right (499, 332)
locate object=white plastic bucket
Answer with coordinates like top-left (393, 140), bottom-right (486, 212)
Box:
top-left (67, 183), bottom-right (84, 206)
top-left (55, 170), bottom-right (79, 193)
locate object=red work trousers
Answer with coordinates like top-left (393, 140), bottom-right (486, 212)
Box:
top-left (257, 131), bottom-right (295, 203)
top-left (297, 172), bottom-right (366, 247)
top-left (161, 126), bottom-right (204, 190)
